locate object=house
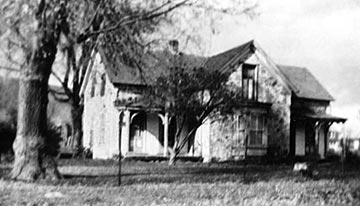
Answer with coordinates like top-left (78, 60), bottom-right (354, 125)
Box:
top-left (80, 40), bottom-right (346, 161)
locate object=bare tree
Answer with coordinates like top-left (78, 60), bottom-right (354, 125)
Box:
top-left (147, 64), bottom-right (243, 164)
top-left (0, 0), bottom-right (257, 181)
top-left (0, 0), bottom-right (190, 181)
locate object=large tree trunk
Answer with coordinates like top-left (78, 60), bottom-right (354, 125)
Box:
top-left (11, 0), bottom-right (66, 181)
top-left (11, 50), bottom-right (60, 181)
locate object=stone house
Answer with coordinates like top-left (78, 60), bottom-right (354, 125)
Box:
top-left (80, 40), bottom-right (346, 161)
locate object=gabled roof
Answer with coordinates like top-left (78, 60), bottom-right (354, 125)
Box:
top-left (277, 65), bottom-right (334, 101)
top-left (95, 40), bottom-right (335, 102)
top-left (204, 40), bottom-right (255, 73)
top-left (204, 40), bottom-right (334, 102)
top-left (99, 48), bottom-right (206, 86)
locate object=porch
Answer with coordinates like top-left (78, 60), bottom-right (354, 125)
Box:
top-left (291, 113), bottom-right (346, 159)
top-left (116, 106), bottom-right (195, 157)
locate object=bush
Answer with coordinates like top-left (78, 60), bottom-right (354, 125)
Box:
top-left (43, 122), bottom-right (63, 157)
top-left (0, 121), bottom-right (62, 158)
top-left (0, 122), bottom-right (16, 154)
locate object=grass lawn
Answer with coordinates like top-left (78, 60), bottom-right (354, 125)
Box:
top-left (1, 159), bottom-right (360, 205)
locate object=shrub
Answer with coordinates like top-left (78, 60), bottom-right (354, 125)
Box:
top-left (43, 122), bottom-right (63, 157)
top-left (0, 122), bottom-right (16, 154)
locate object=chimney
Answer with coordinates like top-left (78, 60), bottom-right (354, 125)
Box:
top-left (168, 40), bottom-right (179, 54)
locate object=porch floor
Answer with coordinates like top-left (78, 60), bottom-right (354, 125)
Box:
top-left (123, 154), bottom-right (203, 162)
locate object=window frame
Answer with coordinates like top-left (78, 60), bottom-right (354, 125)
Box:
top-left (248, 114), bottom-right (266, 147)
top-left (242, 64), bottom-right (258, 101)
top-left (90, 77), bottom-right (96, 97)
top-left (100, 73), bottom-right (106, 97)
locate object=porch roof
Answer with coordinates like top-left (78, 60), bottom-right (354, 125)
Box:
top-left (296, 113), bottom-right (347, 123)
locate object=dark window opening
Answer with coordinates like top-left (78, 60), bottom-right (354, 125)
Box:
top-left (100, 74), bottom-right (106, 96)
top-left (242, 64), bottom-right (258, 100)
top-left (90, 77), bottom-right (96, 97)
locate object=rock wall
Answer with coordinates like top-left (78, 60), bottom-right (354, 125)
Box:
top-left (207, 54), bottom-right (292, 161)
top-left (257, 63), bottom-right (291, 156)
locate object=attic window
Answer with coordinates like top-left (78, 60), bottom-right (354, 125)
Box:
top-left (242, 64), bottom-right (258, 100)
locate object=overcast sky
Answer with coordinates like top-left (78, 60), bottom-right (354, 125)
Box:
top-left (208, 0), bottom-right (360, 132)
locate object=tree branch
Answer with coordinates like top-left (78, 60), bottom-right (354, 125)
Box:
top-left (77, 0), bottom-right (189, 42)
top-left (51, 71), bottom-right (73, 97)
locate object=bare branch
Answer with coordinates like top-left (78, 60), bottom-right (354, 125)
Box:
top-left (48, 88), bottom-right (71, 102)
top-left (0, 66), bottom-right (19, 72)
top-left (51, 71), bottom-right (74, 97)
top-left (78, 0), bottom-right (189, 42)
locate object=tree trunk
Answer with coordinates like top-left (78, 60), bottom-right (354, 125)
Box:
top-left (12, 56), bottom-right (60, 181)
top-left (71, 98), bottom-right (83, 156)
top-left (11, 20), bottom-right (62, 181)
top-left (168, 121), bottom-right (201, 166)
top-left (168, 148), bottom-right (177, 166)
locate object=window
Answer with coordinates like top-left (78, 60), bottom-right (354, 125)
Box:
top-left (249, 115), bottom-right (266, 146)
top-left (100, 74), bottom-right (106, 96)
top-left (90, 77), bottom-right (96, 97)
top-left (236, 115), bottom-right (246, 144)
top-left (231, 115), bottom-right (246, 157)
top-left (98, 113), bottom-right (105, 145)
top-left (242, 64), bottom-right (258, 100)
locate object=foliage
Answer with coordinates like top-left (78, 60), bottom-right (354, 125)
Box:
top-left (0, 121), bottom-right (62, 157)
top-left (43, 122), bottom-right (63, 157)
top-left (0, 122), bottom-right (16, 155)
top-left (0, 78), bottom-right (18, 155)
top-left (0, 77), bottom-right (18, 127)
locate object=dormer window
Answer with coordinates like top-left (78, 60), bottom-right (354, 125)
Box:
top-left (242, 64), bottom-right (258, 100)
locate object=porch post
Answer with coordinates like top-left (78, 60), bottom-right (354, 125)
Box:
top-left (163, 112), bottom-right (169, 157)
top-left (314, 121), bottom-right (320, 158)
top-left (122, 109), bottom-right (131, 154)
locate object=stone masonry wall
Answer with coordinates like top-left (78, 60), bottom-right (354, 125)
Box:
top-left (257, 62), bottom-right (291, 156)
top-left (208, 54), bottom-right (292, 161)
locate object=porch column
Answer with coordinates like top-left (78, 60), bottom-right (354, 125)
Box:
top-left (163, 113), bottom-right (169, 157)
top-left (314, 121), bottom-right (321, 158)
top-left (122, 109), bottom-right (131, 154)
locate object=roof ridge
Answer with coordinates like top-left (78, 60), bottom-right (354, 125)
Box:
top-left (208, 40), bottom-right (254, 59)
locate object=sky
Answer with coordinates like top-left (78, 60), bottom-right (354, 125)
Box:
top-left (207, 0), bottom-right (360, 135)
top-left (0, 0), bottom-right (359, 134)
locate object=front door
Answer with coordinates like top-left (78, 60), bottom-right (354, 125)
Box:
top-left (129, 112), bottom-right (146, 153)
top-left (305, 122), bottom-right (315, 156)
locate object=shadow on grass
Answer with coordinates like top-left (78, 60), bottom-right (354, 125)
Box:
top-left (60, 162), bottom-right (360, 186)
top-left (2, 161), bottom-right (360, 186)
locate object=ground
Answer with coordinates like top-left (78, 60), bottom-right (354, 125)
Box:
top-left (1, 159), bottom-right (360, 206)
